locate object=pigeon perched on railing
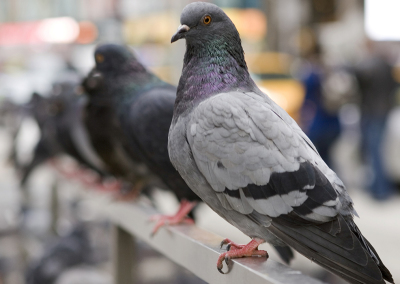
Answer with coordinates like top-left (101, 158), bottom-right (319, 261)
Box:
top-left (82, 69), bottom-right (141, 190)
top-left (19, 83), bottom-right (108, 186)
top-left (168, 2), bottom-right (393, 283)
top-left (83, 44), bottom-right (201, 232)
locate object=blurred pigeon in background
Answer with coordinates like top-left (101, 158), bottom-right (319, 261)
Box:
top-left (83, 44), bottom-right (201, 233)
top-left (19, 82), bottom-right (108, 187)
top-left (49, 82), bottom-right (108, 178)
top-left (82, 68), bottom-right (145, 195)
top-left (168, 2), bottom-right (393, 283)
top-left (0, 98), bottom-right (32, 169)
top-left (18, 92), bottom-right (63, 186)
top-left (26, 224), bottom-right (92, 284)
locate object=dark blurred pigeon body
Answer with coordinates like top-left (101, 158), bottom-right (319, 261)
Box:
top-left (0, 98), bottom-right (32, 169)
top-left (49, 83), bottom-right (108, 176)
top-left (82, 69), bottom-right (144, 191)
top-left (26, 225), bottom-right (91, 284)
top-left (83, 44), bottom-right (201, 231)
top-left (168, 3), bottom-right (393, 283)
top-left (21, 84), bottom-right (107, 186)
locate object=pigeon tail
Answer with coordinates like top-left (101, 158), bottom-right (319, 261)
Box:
top-left (272, 245), bottom-right (294, 265)
top-left (269, 215), bottom-right (393, 284)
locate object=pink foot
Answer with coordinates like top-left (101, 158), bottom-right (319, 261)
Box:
top-left (150, 200), bottom-right (196, 236)
top-left (50, 159), bottom-right (120, 192)
top-left (217, 238), bottom-right (268, 274)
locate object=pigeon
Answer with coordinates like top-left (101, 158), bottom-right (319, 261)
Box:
top-left (26, 224), bottom-right (92, 284)
top-left (0, 98), bottom-right (31, 169)
top-left (19, 92), bottom-right (64, 185)
top-left (49, 82), bottom-right (109, 177)
top-left (83, 44), bottom-right (201, 231)
top-left (82, 68), bottom-right (145, 194)
top-left (20, 84), bottom-right (108, 186)
top-left (168, 2), bottom-right (393, 283)
top-left (88, 44), bottom-right (295, 263)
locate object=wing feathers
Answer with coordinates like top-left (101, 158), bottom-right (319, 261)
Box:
top-left (269, 216), bottom-right (388, 284)
top-left (215, 161), bottom-right (340, 221)
top-left (216, 192), bottom-right (233, 210)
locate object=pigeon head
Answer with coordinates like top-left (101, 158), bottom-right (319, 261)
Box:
top-left (171, 2), bottom-right (255, 114)
top-left (93, 44), bottom-right (146, 74)
top-left (171, 2), bottom-right (240, 48)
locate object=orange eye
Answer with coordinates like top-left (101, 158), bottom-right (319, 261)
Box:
top-left (203, 15), bottom-right (212, 25)
top-left (95, 54), bottom-right (104, 63)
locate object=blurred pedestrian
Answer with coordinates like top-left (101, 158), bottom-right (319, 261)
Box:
top-left (355, 41), bottom-right (398, 200)
top-left (298, 29), bottom-right (341, 168)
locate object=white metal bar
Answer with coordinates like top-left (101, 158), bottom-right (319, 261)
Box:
top-left (102, 201), bottom-right (326, 284)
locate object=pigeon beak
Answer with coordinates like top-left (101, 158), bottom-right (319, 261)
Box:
top-left (171, 24), bottom-right (190, 43)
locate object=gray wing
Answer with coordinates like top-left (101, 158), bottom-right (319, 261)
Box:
top-left (188, 91), bottom-right (347, 221)
top-left (187, 91), bottom-right (391, 284)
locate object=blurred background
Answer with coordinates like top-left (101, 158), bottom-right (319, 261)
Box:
top-left (0, 0), bottom-right (400, 283)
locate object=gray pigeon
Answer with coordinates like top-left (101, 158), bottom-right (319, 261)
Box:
top-left (168, 2), bottom-right (393, 284)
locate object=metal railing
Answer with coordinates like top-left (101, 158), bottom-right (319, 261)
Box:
top-left (96, 199), bottom-right (326, 284)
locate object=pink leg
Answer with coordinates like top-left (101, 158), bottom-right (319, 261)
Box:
top-left (150, 200), bottom-right (197, 236)
top-left (217, 238), bottom-right (268, 274)
top-left (49, 159), bottom-right (125, 192)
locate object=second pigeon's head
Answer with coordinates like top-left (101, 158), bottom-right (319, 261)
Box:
top-left (93, 44), bottom-right (146, 74)
top-left (171, 2), bottom-right (240, 47)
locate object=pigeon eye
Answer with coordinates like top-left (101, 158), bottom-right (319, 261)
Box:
top-left (203, 15), bottom-right (212, 25)
top-left (95, 54), bottom-right (104, 63)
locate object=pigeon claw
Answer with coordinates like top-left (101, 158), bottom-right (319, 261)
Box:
top-left (219, 238), bottom-right (245, 251)
top-left (220, 238), bottom-right (230, 249)
top-left (149, 200), bottom-right (196, 236)
top-left (150, 216), bottom-right (194, 236)
top-left (217, 257), bottom-right (229, 274)
top-left (225, 255), bottom-right (230, 265)
top-left (216, 238), bottom-right (267, 274)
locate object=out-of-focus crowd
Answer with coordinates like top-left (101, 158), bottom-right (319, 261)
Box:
top-left (297, 31), bottom-right (400, 201)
